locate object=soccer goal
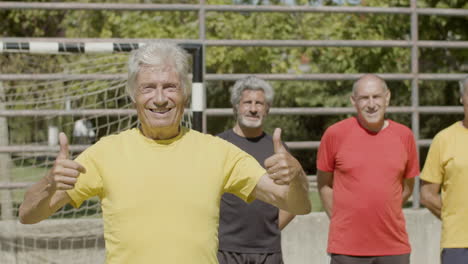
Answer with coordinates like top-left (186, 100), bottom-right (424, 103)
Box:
top-left (0, 41), bottom-right (203, 263)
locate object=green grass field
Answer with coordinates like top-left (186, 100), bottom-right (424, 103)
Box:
top-left (11, 166), bottom-right (48, 181)
top-left (10, 166), bottom-right (48, 202)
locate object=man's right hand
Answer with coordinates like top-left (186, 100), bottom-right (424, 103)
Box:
top-left (46, 132), bottom-right (86, 191)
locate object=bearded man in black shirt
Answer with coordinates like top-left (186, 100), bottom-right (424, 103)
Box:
top-left (217, 76), bottom-right (296, 264)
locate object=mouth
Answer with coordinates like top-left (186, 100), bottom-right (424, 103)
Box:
top-left (148, 108), bottom-right (172, 115)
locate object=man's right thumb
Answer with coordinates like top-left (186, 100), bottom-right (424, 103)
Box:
top-left (57, 132), bottom-right (69, 159)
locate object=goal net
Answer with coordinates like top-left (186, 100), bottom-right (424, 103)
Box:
top-left (0, 51), bottom-right (193, 263)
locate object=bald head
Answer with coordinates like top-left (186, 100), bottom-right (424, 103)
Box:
top-left (352, 74), bottom-right (388, 96)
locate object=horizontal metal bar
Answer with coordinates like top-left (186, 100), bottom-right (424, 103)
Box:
top-left (0, 182), bottom-right (34, 190)
top-left (0, 38), bottom-right (410, 48)
top-left (280, 139), bottom-right (433, 149)
top-left (206, 106), bottom-right (463, 116)
top-left (206, 39), bottom-right (412, 47)
top-left (2, 38), bottom-right (467, 49)
top-left (0, 73), bottom-right (127, 81)
top-left (411, 7), bottom-right (468, 17)
top-left (206, 5), bottom-right (412, 14)
top-left (0, 145), bottom-right (89, 153)
top-left (1, 73), bottom-right (467, 81)
top-left (0, 109), bottom-right (135, 117)
top-left (0, 109), bottom-right (192, 117)
top-left (205, 73), bottom-right (468, 81)
top-left (0, 2), bottom-right (466, 17)
top-left (0, 2), bottom-right (201, 11)
top-left (0, 106), bottom-right (462, 117)
top-left (0, 139), bottom-right (437, 153)
top-left (419, 41), bottom-right (468, 48)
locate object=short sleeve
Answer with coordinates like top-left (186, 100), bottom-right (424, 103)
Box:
top-left (420, 134), bottom-right (444, 184)
top-left (222, 144), bottom-right (266, 203)
top-left (317, 129), bottom-right (336, 172)
top-left (404, 131), bottom-right (420, 179)
top-left (66, 148), bottom-right (103, 208)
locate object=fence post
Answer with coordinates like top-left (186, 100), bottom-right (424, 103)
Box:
top-left (0, 81), bottom-right (14, 219)
top-left (411, 0), bottom-right (421, 209)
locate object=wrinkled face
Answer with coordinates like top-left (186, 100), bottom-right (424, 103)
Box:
top-left (134, 66), bottom-right (185, 139)
top-left (351, 79), bottom-right (390, 131)
top-left (236, 90), bottom-right (269, 129)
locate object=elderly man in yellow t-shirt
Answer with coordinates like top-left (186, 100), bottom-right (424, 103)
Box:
top-left (18, 41), bottom-right (311, 264)
top-left (420, 76), bottom-right (468, 264)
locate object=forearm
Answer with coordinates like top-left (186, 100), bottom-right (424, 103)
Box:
top-left (421, 193), bottom-right (442, 219)
top-left (319, 186), bottom-right (333, 218)
top-left (285, 170), bottom-right (311, 215)
top-left (401, 186), bottom-right (413, 206)
top-left (278, 209), bottom-right (295, 230)
top-left (401, 178), bottom-right (415, 206)
top-left (19, 177), bottom-right (59, 224)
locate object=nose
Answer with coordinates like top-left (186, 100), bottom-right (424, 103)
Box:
top-left (248, 103), bottom-right (258, 114)
top-left (368, 97), bottom-right (376, 109)
top-left (153, 87), bottom-right (168, 106)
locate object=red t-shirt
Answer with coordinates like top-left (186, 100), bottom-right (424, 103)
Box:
top-left (317, 117), bottom-right (419, 256)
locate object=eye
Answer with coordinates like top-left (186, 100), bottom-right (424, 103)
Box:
top-left (164, 84), bottom-right (179, 92)
top-left (140, 86), bottom-right (154, 94)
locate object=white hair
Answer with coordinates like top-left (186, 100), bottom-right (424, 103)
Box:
top-left (230, 76), bottom-right (274, 108)
top-left (126, 41), bottom-right (191, 101)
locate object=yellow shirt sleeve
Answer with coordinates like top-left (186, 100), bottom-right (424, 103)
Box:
top-left (66, 147), bottom-right (104, 208)
top-left (222, 143), bottom-right (266, 203)
top-left (420, 134), bottom-right (444, 184)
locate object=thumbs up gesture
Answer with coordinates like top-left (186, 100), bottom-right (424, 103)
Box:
top-left (45, 132), bottom-right (86, 191)
top-left (264, 128), bottom-right (303, 185)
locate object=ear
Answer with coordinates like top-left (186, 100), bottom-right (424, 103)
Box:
top-left (350, 94), bottom-right (356, 107)
top-left (385, 90), bottom-right (391, 106)
top-left (232, 104), bottom-right (239, 118)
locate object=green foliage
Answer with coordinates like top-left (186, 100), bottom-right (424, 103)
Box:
top-left (1, 0), bottom-right (467, 174)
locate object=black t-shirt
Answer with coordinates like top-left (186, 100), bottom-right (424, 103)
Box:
top-left (217, 129), bottom-right (281, 253)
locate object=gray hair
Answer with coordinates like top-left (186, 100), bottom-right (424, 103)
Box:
top-left (459, 76), bottom-right (468, 97)
top-left (352, 74), bottom-right (388, 95)
top-left (230, 76), bottom-right (274, 108)
top-left (126, 41), bottom-right (191, 101)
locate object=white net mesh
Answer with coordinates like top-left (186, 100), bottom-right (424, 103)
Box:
top-left (0, 52), bottom-right (192, 263)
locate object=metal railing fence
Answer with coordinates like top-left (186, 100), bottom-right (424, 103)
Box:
top-left (1, 1), bottom-right (467, 210)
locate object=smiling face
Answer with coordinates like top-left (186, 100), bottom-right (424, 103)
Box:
top-left (235, 89), bottom-right (269, 131)
top-left (351, 76), bottom-right (391, 132)
top-left (134, 65), bottom-right (186, 140)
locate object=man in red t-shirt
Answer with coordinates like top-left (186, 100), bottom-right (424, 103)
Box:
top-left (316, 74), bottom-right (419, 264)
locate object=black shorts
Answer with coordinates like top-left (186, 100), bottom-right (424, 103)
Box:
top-left (441, 248), bottom-right (468, 264)
top-left (330, 253), bottom-right (410, 264)
top-left (217, 250), bottom-right (283, 264)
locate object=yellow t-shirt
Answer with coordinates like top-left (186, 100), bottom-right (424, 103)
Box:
top-left (66, 127), bottom-right (266, 264)
top-left (420, 121), bottom-right (468, 248)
